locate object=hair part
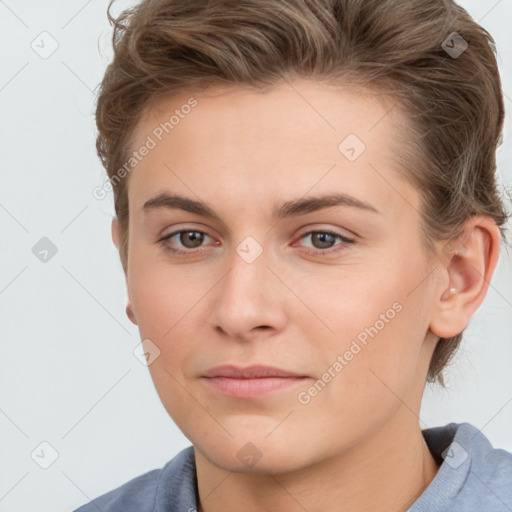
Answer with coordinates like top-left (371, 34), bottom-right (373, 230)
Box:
top-left (96, 0), bottom-right (510, 385)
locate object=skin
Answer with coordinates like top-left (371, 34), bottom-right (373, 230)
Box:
top-left (111, 78), bottom-right (500, 512)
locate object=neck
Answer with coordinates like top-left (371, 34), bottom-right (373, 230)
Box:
top-left (195, 411), bottom-right (440, 512)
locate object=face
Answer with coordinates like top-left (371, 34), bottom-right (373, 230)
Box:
top-left (121, 79), bottom-right (441, 473)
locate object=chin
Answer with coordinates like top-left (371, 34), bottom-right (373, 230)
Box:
top-left (192, 427), bottom-right (321, 475)
top-left (201, 443), bottom-right (307, 475)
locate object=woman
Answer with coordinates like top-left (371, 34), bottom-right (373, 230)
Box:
top-left (76, 0), bottom-right (512, 510)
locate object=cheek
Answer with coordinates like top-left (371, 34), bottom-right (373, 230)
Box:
top-left (127, 258), bottom-right (206, 422)
top-left (128, 250), bottom-right (212, 338)
top-left (127, 253), bottom-right (220, 389)
top-left (317, 253), bottom-right (432, 383)
top-left (296, 294), bottom-right (427, 442)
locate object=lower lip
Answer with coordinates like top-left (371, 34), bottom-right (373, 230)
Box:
top-left (201, 376), bottom-right (308, 398)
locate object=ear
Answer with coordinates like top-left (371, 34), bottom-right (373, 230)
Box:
top-left (429, 216), bottom-right (501, 338)
top-left (125, 301), bottom-right (138, 326)
top-left (111, 217), bottom-right (120, 249)
top-left (111, 217), bottom-right (138, 325)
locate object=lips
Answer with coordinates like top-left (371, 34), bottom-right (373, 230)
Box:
top-left (201, 365), bottom-right (309, 398)
top-left (201, 364), bottom-right (306, 379)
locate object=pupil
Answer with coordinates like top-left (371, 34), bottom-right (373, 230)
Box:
top-left (313, 232), bottom-right (334, 249)
top-left (182, 231), bottom-right (203, 248)
top-left (178, 232), bottom-right (335, 250)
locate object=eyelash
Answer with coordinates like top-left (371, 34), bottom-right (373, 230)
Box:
top-left (157, 228), bottom-right (355, 257)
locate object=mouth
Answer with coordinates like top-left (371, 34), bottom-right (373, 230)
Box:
top-left (201, 365), bottom-right (310, 398)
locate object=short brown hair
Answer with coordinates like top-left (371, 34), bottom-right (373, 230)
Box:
top-left (95, 0), bottom-right (509, 385)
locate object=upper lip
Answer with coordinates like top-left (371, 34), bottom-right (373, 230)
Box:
top-left (202, 365), bottom-right (306, 379)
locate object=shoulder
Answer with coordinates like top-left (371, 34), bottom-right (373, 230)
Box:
top-left (73, 468), bottom-right (161, 512)
top-left (413, 422), bottom-right (512, 511)
top-left (462, 423), bottom-right (512, 502)
top-left (73, 445), bottom-right (196, 512)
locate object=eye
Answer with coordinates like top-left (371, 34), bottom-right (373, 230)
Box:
top-left (157, 228), bottom-right (355, 257)
top-left (157, 229), bottom-right (216, 255)
top-left (295, 229), bottom-right (355, 256)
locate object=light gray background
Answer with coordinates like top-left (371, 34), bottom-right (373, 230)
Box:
top-left (0, 1), bottom-right (511, 511)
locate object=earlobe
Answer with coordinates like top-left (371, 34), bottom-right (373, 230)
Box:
top-left (429, 217), bottom-right (501, 339)
top-left (112, 217), bottom-right (137, 324)
top-left (111, 217), bottom-right (120, 249)
top-left (126, 300), bottom-right (138, 325)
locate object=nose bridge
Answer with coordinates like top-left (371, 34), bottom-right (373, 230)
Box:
top-left (222, 227), bottom-right (271, 289)
top-left (210, 236), bottom-right (286, 338)
top-left (221, 240), bottom-right (271, 309)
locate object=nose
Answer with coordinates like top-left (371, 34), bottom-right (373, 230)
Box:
top-left (209, 246), bottom-right (288, 342)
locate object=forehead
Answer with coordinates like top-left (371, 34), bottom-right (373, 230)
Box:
top-left (127, 79), bottom-right (415, 215)
top-left (134, 79), bottom-right (402, 150)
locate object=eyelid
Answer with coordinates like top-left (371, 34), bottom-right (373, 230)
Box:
top-left (293, 229), bottom-right (354, 250)
top-left (158, 224), bottom-right (356, 256)
top-left (159, 223), bottom-right (215, 240)
top-left (158, 224), bottom-right (353, 241)
top-left (294, 224), bottom-right (355, 241)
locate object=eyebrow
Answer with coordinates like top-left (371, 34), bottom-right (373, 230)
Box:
top-left (142, 192), bottom-right (380, 219)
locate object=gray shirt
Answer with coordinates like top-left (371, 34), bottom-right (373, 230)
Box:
top-left (74, 422), bottom-right (512, 511)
